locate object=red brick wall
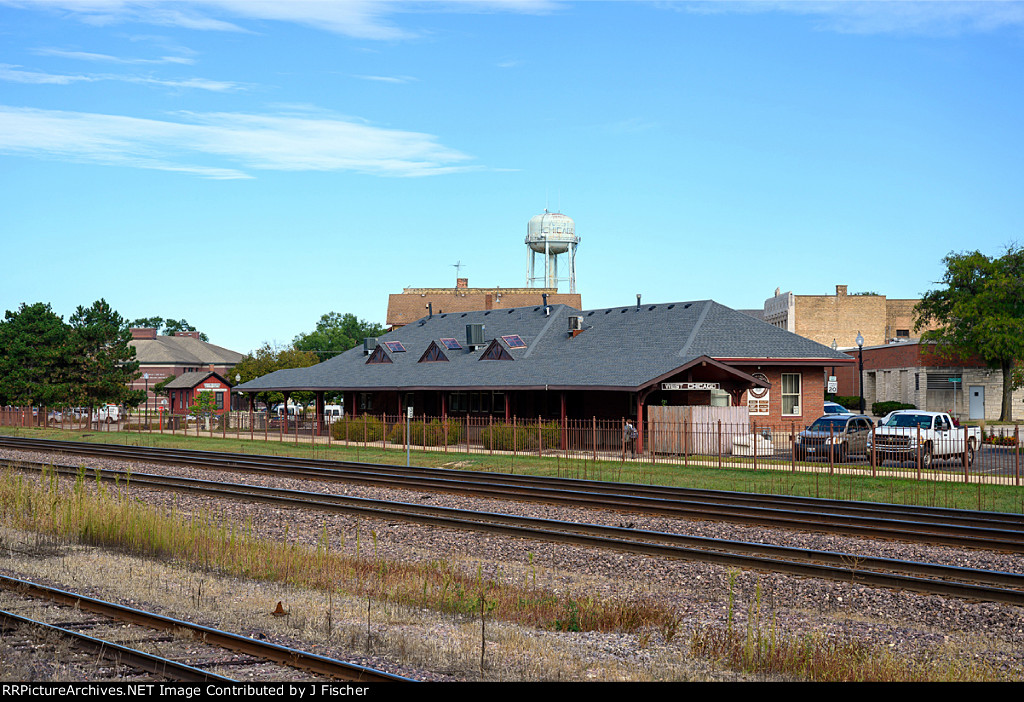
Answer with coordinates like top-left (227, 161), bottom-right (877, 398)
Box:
top-left (736, 365), bottom-right (826, 429)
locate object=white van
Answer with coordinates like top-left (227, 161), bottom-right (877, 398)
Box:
top-left (323, 404), bottom-right (343, 423)
top-left (94, 405), bottom-right (121, 424)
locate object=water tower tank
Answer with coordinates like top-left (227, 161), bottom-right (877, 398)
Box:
top-left (525, 210), bottom-right (579, 293)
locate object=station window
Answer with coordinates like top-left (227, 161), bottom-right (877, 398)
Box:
top-left (781, 373), bottom-right (801, 415)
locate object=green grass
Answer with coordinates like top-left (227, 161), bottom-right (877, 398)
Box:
top-left (6, 425), bottom-right (1024, 514)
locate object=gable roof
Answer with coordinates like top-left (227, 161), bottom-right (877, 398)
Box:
top-left (236, 300), bottom-right (853, 394)
top-left (132, 335), bottom-right (243, 366)
top-left (164, 371), bottom-right (231, 390)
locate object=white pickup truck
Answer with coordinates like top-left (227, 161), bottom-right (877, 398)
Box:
top-left (867, 411), bottom-right (980, 468)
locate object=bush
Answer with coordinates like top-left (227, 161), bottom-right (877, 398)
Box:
top-left (872, 401), bottom-right (916, 417)
top-left (331, 415), bottom-right (387, 442)
top-left (386, 418), bottom-right (464, 446)
top-left (480, 420), bottom-right (561, 451)
top-left (831, 395), bottom-right (862, 410)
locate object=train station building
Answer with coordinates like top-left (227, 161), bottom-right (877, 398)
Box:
top-left (236, 299), bottom-right (853, 449)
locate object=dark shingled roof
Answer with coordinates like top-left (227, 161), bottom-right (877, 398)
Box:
top-left (236, 300), bottom-right (853, 394)
top-left (164, 371), bottom-right (228, 389)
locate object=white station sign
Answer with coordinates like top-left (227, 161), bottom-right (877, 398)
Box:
top-left (662, 382), bottom-right (720, 391)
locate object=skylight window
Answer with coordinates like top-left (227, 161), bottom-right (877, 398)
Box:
top-left (365, 346), bottom-right (392, 364)
top-left (384, 341), bottom-right (406, 353)
top-left (418, 341), bottom-right (449, 363)
top-left (500, 334), bottom-right (526, 349)
top-left (440, 337), bottom-right (462, 350)
top-left (480, 339), bottom-right (514, 361)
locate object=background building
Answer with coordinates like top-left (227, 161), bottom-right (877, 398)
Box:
top-left (762, 284), bottom-right (937, 349)
top-left (129, 328), bottom-right (244, 411)
top-left (386, 278), bottom-right (581, 329)
top-left (835, 341), bottom-right (1018, 421)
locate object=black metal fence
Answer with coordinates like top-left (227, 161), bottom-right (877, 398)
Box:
top-left (3, 406), bottom-right (1021, 487)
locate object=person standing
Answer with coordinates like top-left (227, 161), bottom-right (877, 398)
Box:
top-left (624, 419), bottom-right (638, 457)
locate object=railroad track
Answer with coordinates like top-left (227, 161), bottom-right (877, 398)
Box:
top-left (0, 574), bottom-right (413, 683)
top-left (3, 436), bottom-right (1023, 553)
top-left (8, 458), bottom-right (1024, 608)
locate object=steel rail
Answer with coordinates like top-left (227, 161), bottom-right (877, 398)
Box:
top-left (0, 607), bottom-right (235, 682)
top-left (4, 437), bottom-right (1023, 552)
top-left (7, 436), bottom-right (1024, 529)
top-left (0, 574), bottom-right (413, 683)
top-left (8, 436), bottom-right (1023, 530)
top-left (14, 460), bottom-right (1024, 607)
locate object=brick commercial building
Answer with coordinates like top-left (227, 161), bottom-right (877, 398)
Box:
top-left (835, 340), bottom-right (1020, 421)
top-left (129, 328), bottom-right (244, 411)
top-left (762, 284), bottom-right (938, 349)
top-left (386, 278), bottom-right (581, 329)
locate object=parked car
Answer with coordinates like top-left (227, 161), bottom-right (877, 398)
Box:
top-left (47, 410), bottom-right (64, 424)
top-left (794, 413), bottom-right (874, 462)
top-left (868, 411), bottom-right (980, 468)
top-left (823, 401), bottom-right (847, 415)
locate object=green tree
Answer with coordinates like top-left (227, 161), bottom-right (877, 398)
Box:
top-left (915, 247), bottom-right (1024, 421)
top-left (189, 390), bottom-right (219, 430)
top-left (129, 316), bottom-right (209, 341)
top-left (232, 343), bottom-right (320, 410)
top-left (68, 299), bottom-right (143, 414)
top-left (293, 312), bottom-right (385, 362)
top-left (0, 302), bottom-right (72, 407)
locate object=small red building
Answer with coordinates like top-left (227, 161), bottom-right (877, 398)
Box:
top-left (165, 371), bottom-right (233, 416)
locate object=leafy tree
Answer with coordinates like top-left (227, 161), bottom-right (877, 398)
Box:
top-left (189, 390), bottom-right (219, 429)
top-left (152, 374), bottom-right (176, 399)
top-left (68, 299), bottom-right (143, 414)
top-left (232, 343), bottom-right (320, 410)
top-left (293, 312), bottom-right (385, 362)
top-left (915, 247), bottom-right (1024, 421)
top-left (129, 316), bottom-right (209, 341)
top-left (0, 302), bottom-right (71, 407)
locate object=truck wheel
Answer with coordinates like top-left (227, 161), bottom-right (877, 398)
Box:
top-left (966, 444), bottom-right (975, 467)
top-left (105, 417), bottom-right (112, 424)
top-left (919, 445), bottom-right (932, 469)
top-left (837, 443), bottom-right (848, 463)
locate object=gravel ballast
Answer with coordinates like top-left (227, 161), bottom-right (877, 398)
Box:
top-left (2, 447), bottom-right (1023, 682)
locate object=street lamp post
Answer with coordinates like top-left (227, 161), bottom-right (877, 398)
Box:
top-left (830, 339), bottom-right (837, 395)
top-left (856, 332), bottom-right (865, 415)
top-left (143, 373), bottom-right (149, 423)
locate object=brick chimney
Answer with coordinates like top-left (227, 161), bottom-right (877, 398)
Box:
top-left (130, 328), bottom-right (157, 340)
top-left (456, 278), bottom-right (468, 289)
top-left (836, 285), bottom-right (848, 297)
top-left (175, 331), bottom-right (201, 339)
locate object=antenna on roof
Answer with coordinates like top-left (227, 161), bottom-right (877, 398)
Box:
top-left (452, 260), bottom-right (464, 277)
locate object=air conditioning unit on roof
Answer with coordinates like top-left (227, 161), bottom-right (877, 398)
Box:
top-left (466, 323), bottom-right (485, 348)
top-left (568, 316), bottom-right (583, 332)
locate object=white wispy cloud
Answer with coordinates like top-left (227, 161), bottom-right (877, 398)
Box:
top-left (34, 47), bottom-right (196, 64)
top-left (0, 63), bottom-right (243, 91)
top-left (353, 74), bottom-right (417, 83)
top-left (3, 0), bottom-right (562, 39)
top-left (0, 105), bottom-right (478, 178)
top-left (678, 0), bottom-right (1024, 36)
top-left (0, 64), bottom-right (96, 84)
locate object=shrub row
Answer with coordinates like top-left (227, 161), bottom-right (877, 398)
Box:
top-left (829, 395), bottom-right (863, 410)
top-left (479, 421), bottom-right (561, 451)
top-left (871, 401), bottom-right (917, 417)
top-left (330, 415), bottom-right (387, 442)
top-left (386, 419), bottom-right (465, 446)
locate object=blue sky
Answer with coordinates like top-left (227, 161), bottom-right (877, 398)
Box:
top-left (2, 1), bottom-right (1023, 355)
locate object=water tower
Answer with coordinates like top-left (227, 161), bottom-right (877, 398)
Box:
top-left (525, 210), bottom-right (579, 293)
